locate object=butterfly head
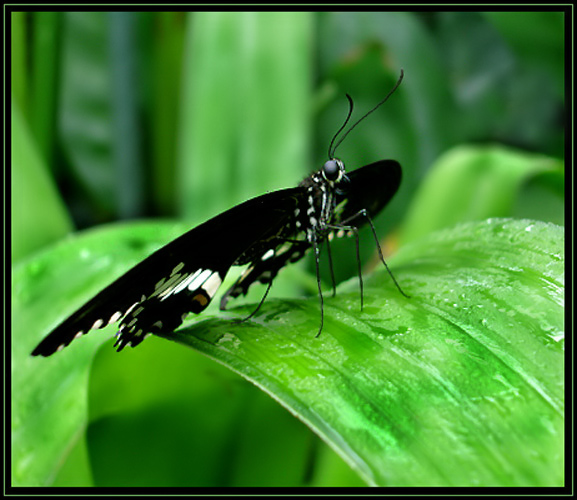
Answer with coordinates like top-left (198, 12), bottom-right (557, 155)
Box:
top-left (322, 158), bottom-right (348, 185)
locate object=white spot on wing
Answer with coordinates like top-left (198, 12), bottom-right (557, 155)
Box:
top-left (202, 272), bottom-right (222, 298)
top-left (158, 269), bottom-right (203, 300)
top-left (188, 269), bottom-right (212, 291)
top-left (261, 249), bottom-right (275, 261)
top-left (92, 319), bottom-right (104, 329)
top-left (109, 311), bottom-right (123, 324)
top-left (124, 302), bottom-right (139, 316)
top-left (170, 270), bottom-right (201, 296)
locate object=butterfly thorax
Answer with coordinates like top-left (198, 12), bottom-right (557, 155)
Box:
top-left (296, 159), bottom-right (347, 243)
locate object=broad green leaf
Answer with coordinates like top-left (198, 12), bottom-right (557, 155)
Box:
top-left (13, 11), bottom-right (566, 487)
top-left (148, 12), bottom-right (185, 215)
top-left (179, 12), bottom-right (312, 220)
top-left (13, 218), bottom-right (563, 486)
top-left (162, 218), bottom-right (564, 486)
top-left (12, 222), bottom-right (187, 486)
top-left (11, 12), bottom-right (28, 116)
top-left (59, 12), bottom-right (116, 213)
top-left (400, 145), bottom-right (564, 245)
top-left (31, 12), bottom-right (61, 163)
top-left (11, 97), bottom-right (73, 262)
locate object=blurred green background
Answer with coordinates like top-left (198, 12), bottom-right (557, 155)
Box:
top-left (11, 11), bottom-right (565, 487)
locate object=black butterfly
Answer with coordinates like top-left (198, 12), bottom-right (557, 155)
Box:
top-left (32, 71), bottom-right (406, 357)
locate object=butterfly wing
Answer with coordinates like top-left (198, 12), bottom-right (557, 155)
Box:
top-left (219, 239), bottom-right (311, 310)
top-left (335, 159), bottom-right (402, 224)
top-left (219, 160), bottom-right (402, 306)
top-left (32, 189), bottom-right (300, 356)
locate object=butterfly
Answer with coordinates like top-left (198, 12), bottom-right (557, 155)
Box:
top-left (32, 71), bottom-right (406, 357)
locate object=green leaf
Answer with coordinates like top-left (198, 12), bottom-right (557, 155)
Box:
top-left (12, 222), bottom-right (187, 486)
top-left (13, 218), bottom-right (563, 486)
top-left (162, 218), bottom-right (564, 486)
top-left (14, 11), bottom-right (566, 487)
top-left (59, 12), bottom-right (116, 213)
top-left (11, 97), bottom-right (73, 262)
top-left (31, 12), bottom-right (61, 164)
top-left (148, 12), bottom-right (185, 215)
top-left (400, 145), bottom-right (564, 245)
top-left (178, 12), bottom-right (312, 221)
top-left (11, 12), bottom-right (28, 117)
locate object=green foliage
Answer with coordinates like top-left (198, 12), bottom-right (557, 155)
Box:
top-left (12, 223), bottom-right (186, 486)
top-left (11, 98), bottom-right (73, 259)
top-left (13, 219), bottom-right (564, 486)
top-left (401, 145), bottom-right (564, 244)
top-left (179, 12), bottom-right (312, 221)
top-left (11, 11), bottom-right (564, 487)
top-left (171, 219), bottom-right (563, 486)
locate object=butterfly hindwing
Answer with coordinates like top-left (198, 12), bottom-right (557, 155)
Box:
top-left (219, 240), bottom-right (311, 309)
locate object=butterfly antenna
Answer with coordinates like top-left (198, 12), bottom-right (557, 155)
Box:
top-left (328, 94), bottom-right (354, 159)
top-left (330, 69), bottom-right (404, 158)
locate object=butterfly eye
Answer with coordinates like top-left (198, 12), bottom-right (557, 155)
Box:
top-left (323, 159), bottom-right (343, 182)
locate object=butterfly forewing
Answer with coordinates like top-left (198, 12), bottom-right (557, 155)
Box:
top-left (335, 160), bottom-right (402, 224)
top-left (32, 189), bottom-right (300, 356)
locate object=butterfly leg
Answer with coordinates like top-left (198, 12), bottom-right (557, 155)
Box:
top-left (233, 278), bottom-right (274, 324)
top-left (324, 236), bottom-right (337, 297)
top-left (334, 209), bottom-right (409, 299)
top-left (313, 239), bottom-right (325, 338)
top-left (352, 225), bottom-right (364, 310)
